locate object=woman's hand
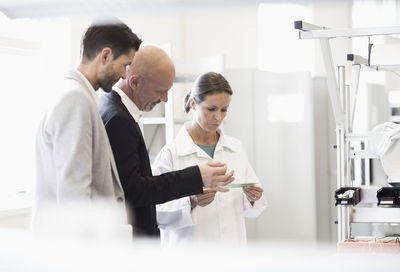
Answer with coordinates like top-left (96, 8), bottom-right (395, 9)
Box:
top-left (190, 188), bottom-right (216, 208)
top-left (243, 185), bottom-right (263, 204)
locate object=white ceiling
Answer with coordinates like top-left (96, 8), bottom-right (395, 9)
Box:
top-left (0, 0), bottom-right (260, 18)
top-left (0, 0), bottom-right (322, 19)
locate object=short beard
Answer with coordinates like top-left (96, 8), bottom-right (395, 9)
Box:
top-left (98, 77), bottom-right (114, 93)
top-left (98, 64), bottom-right (116, 92)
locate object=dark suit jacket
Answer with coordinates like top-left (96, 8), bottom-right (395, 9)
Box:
top-left (99, 91), bottom-right (203, 237)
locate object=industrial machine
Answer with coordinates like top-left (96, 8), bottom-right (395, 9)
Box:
top-left (295, 21), bottom-right (400, 252)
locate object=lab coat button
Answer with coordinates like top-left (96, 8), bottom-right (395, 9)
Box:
top-left (117, 197), bottom-right (124, 203)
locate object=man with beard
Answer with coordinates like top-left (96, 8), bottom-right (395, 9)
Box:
top-left (99, 45), bottom-right (234, 237)
top-left (33, 18), bottom-right (142, 230)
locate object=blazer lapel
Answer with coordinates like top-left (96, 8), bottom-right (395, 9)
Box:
top-left (109, 91), bottom-right (144, 140)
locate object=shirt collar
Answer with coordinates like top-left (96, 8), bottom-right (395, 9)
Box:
top-left (175, 122), bottom-right (239, 157)
top-left (113, 85), bottom-right (143, 122)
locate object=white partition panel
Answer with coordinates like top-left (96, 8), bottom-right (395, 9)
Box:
top-left (253, 71), bottom-right (317, 242)
top-left (224, 69), bottom-right (258, 239)
top-left (224, 69), bottom-right (256, 167)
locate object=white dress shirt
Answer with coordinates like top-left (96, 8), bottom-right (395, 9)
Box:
top-left (113, 86), bottom-right (143, 132)
top-left (152, 123), bottom-right (267, 247)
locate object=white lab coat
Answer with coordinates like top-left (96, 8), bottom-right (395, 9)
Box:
top-left (152, 123), bottom-right (267, 247)
top-left (33, 70), bottom-right (127, 232)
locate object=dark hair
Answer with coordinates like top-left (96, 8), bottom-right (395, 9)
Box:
top-left (81, 18), bottom-right (142, 61)
top-left (184, 72), bottom-right (233, 113)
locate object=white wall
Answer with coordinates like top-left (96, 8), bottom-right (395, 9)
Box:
top-left (225, 69), bottom-right (320, 242)
top-left (313, 77), bottom-right (337, 242)
top-left (68, 5), bottom-right (259, 69)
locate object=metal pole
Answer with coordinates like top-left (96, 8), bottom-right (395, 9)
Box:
top-left (320, 39), bottom-right (344, 126)
top-left (350, 65), bottom-right (361, 131)
top-left (318, 38), bottom-right (346, 241)
top-left (344, 84), bottom-right (352, 185)
top-left (336, 126), bottom-right (345, 241)
top-left (338, 66), bottom-right (346, 188)
top-left (338, 66), bottom-right (351, 241)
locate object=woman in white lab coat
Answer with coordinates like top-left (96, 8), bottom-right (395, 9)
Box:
top-left (152, 72), bottom-right (267, 247)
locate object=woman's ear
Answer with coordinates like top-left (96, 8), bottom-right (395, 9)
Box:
top-left (190, 98), bottom-right (196, 111)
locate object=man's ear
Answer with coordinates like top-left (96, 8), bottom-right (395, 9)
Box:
top-left (129, 74), bottom-right (140, 89)
top-left (99, 47), bottom-right (113, 64)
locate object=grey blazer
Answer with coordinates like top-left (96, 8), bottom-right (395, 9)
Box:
top-left (32, 70), bottom-right (126, 229)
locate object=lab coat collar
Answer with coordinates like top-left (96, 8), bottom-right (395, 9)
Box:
top-left (64, 69), bottom-right (99, 106)
top-left (113, 86), bottom-right (143, 122)
top-left (176, 122), bottom-right (239, 157)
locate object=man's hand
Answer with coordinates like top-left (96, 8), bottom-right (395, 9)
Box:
top-left (242, 185), bottom-right (263, 204)
top-left (190, 188), bottom-right (216, 209)
top-left (198, 161), bottom-right (234, 192)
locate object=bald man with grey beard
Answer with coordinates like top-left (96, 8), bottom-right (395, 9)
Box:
top-left (99, 45), bottom-right (234, 238)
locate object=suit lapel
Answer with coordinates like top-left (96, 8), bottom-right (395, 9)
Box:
top-left (64, 74), bottom-right (125, 197)
top-left (109, 91), bottom-right (144, 140)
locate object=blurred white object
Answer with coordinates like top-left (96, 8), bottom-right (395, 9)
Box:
top-left (367, 122), bottom-right (400, 185)
top-left (31, 201), bottom-right (132, 244)
top-left (338, 190), bottom-right (355, 199)
top-left (1, 229), bottom-right (400, 272)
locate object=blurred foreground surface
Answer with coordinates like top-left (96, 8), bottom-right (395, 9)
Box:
top-left (1, 228), bottom-right (400, 272)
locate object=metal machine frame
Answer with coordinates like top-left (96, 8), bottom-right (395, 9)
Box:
top-left (295, 21), bottom-right (400, 242)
